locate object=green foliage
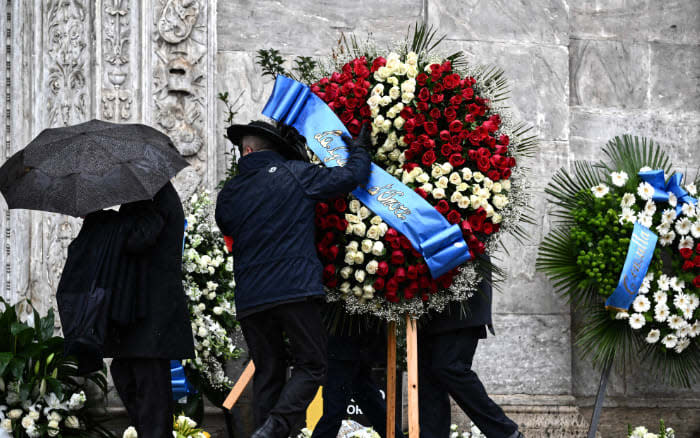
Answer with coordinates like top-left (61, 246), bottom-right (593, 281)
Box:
top-left (217, 90), bottom-right (245, 187)
top-left (256, 48), bottom-right (288, 79)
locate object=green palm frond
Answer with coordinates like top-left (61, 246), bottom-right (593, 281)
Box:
top-left (576, 306), bottom-right (641, 371)
top-left (599, 135), bottom-right (672, 177)
top-left (545, 161), bottom-right (603, 222)
top-left (406, 22), bottom-right (466, 68)
top-left (536, 227), bottom-right (599, 307)
top-left (642, 341), bottom-right (700, 388)
top-left (510, 123), bottom-right (538, 158)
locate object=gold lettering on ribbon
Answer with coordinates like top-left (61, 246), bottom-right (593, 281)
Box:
top-left (314, 130), bottom-right (348, 166)
top-left (621, 228), bottom-right (653, 296)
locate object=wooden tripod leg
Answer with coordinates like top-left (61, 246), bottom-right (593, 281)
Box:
top-left (222, 360), bottom-right (256, 410)
top-left (386, 321), bottom-right (397, 438)
top-left (406, 315), bottom-right (419, 438)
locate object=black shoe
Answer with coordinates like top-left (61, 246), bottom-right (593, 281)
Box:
top-left (251, 417), bottom-right (289, 438)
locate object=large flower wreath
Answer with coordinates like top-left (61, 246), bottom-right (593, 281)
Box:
top-left (537, 136), bottom-right (700, 386)
top-left (256, 27), bottom-right (537, 320)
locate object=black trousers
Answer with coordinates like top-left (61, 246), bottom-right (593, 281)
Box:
top-left (311, 358), bottom-right (402, 438)
top-left (111, 357), bottom-right (174, 438)
top-left (240, 301), bottom-right (328, 434)
top-left (418, 328), bottom-right (518, 438)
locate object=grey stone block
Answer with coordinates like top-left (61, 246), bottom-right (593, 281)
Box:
top-left (217, 0), bottom-right (423, 55)
top-left (471, 313), bottom-right (572, 395)
top-left (649, 42), bottom-right (700, 112)
top-left (570, 39), bottom-right (649, 109)
top-left (570, 108), bottom-right (700, 166)
top-left (428, 0), bottom-right (569, 45)
top-left (570, 0), bottom-right (650, 41)
top-left (648, 0), bottom-right (700, 44)
top-left (452, 41), bottom-right (569, 141)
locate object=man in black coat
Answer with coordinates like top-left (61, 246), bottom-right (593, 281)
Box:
top-left (104, 181), bottom-right (195, 438)
top-left (215, 121), bottom-right (371, 438)
top-left (419, 261), bottom-right (523, 438)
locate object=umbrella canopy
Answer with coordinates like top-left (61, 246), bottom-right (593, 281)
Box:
top-left (0, 119), bottom-right (189, 217)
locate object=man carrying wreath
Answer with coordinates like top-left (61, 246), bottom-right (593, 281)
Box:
top-left (215, 121), bottom-right (371, 438)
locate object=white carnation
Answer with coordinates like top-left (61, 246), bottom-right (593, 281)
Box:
top-left (646, 329), bottom-right (660, 343)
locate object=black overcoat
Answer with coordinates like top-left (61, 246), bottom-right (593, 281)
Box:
top-left (103, 182), bottom-right (195, 359)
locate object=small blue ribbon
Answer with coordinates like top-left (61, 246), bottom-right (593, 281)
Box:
top-left (605, 223), bottom-right (658, 312)
top-left (170, 360), bottom-right (195, 401)
top-left (639, 170), bottom-right (697, 215)
top-left (262, 75), bottom-right (471, 278)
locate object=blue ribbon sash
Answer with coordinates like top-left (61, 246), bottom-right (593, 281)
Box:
top-left (262, 75), bottom-right (471, 278)
top-left (639, 170), bottom-right (697, 214)
top-left (605, 223), bottom-right (658, 311)
top-left (170, 360), bottom-right (195, 401)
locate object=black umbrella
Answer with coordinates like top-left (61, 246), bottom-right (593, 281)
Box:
top-left (0, 119), bottom-right (189, 217)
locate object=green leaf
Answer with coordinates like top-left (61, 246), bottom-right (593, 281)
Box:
top-left (10, 321), bottom-right (32, 336)
top-left (38, 307), bottom-right (55, 342)
top-left (0, 351), bottom-right (12, 375)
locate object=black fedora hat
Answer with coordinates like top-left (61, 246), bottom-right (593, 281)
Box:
top-left (227, 120), bottom-right (309, 162)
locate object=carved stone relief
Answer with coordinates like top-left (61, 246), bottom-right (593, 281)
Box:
top-left (102, 0), bottom-right (133, 121)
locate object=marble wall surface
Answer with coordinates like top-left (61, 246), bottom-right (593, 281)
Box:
top-left (0, 1), bottom-right (698, 436)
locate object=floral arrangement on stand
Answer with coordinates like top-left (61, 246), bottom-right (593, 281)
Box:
top-left (0, 298), bottom-right (112, 437)
top-left (254, 25), bottom-right (537, 320)
top-left (449, 422), bottom-right (486, 438)
top-left (627, 420), bottom-right (675, 438)
top-left (181, 191), bottom-right (242, 405)
top-left (537, 135), bottom-right (699, 386)
top-left (121, 414), bottom-right (210, 438)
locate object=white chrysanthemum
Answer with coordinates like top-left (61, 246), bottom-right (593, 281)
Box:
top-left (678, 236), bottom-right (694, 251)
top-left (591, 183), bottom-right (609, 198)
top-left (659, 231), bottom-right (676, 247)
top-left (675, 217), bottom-right (692, 235)
top-left (681, 305), bottom-right (694, 320)
top-left (661, 334), bottom-right (678, 349)
top-left (668, 315), bottom-right (684, 330)
top-left (638, 280), bottom-right (650, 294)
top-left (685, 182), bottom-right (697, 196)
top-left (637, 213), bottom-right (653, 228)
top-left (689, 294), bottom-right (699, 310)
top-left (621, 193), bottom-right (636, 208)
top-left (673, 293), bottom-right (689, 309)
top-left (675, 337), bottom-right (690, 353)
top-left (677, 323), bottom-right (691, 338)
top-left (637, 182), bottom-right (655, 200)
top-left (653, 291), bottom-right (668, 305)
top-left (611, 171), bottom-right (629, 187)
top-left (644, 199), bottom-right (656, 215)
top-left (629, 313), bottom-right (646, 330)
top-left (654, 303), bottom-right (669, 322)
top-left (619, 208), bottom-right (636, 225)
top-left (645, 329), bottom-right (660, 344)
top-left (692, 221), bottom-right (700, 239)
top-left (690, 321), bottom-right (699, 338)
top-left (615, 311), bottom-right (630, 320)
top-left (670, 276), bottom-right (685, 292)
top-left (656, 222), bottom-right (671, 235)
top-left (681, 202), bottom-right (697, 218)
top-left (662, 208), bottom-right (677, 223)
top-left (668, 192), bottom-right (678, 208)
top-left (633, 295), bottom-right (651, 313)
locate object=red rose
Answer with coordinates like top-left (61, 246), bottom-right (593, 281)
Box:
top-left (419, 275), bottom-right (431, 290)
top-left (326, 215), bottom-right (339, 229)
top-left (448, 120), bottom-right (463, 133)
top-left (348, 119), bottom-right (362, 135)
top-left (501, 168), bottom-right (512, 179)
top-left (386, 228), bottom-right (399, 239)
top-left (424, 121), bottom-right (438, 136)
top-left (315, 203), bottom-right (329, 215)
top-left (432, 83), bottom-right (444, 94)
top-left (417, 102), bottom-right (429, 112)
top-left (386, 277), bottom-right (399, 294)
top-left (683, 260), bottom-right (695, 271)
top-left (443, 73), bottom-right (460, 90)
top-left (224, 235), bottom-right (234, 252)
top-left (391, 250), bottom-right (406, 265)
top-left (696, 243), bottom-right (700, 254)
top-left (499, 134), bottom-right (510, 146)
top-left (483, 120), bottom-right (498, 133)
top-left (395, 267), bottom-right (407, 282)
top-left (405, 281), bottom-right (420, 299)
top-left (414, 187), bottom-right (427, 199)
top-left (418, 87), bottom-right (431, 101)
top-left (422, 150), bottom-right (437, 166)
top-left (483, 222), bottom-right (494, 235)
top-left (416, 73), bottom-right (429, 86)
top-left (407, 265), bottom-right (419, 280)
top-left (447, 210), bottom-right (461, 224)
top-left (694, 275), bottom-right (700, 288)
top-left (430, 108), bottom-right (442, 120)
top-left (326, 277), bottom-right (338, 288)
top-left (399, 236), bottom-right (412, 249)
top-left (441, 61), bottom-right (452, 73)
top-left (487, 170), bottom-right (501, 181)
top-left (373, 277), bottom-right (385, 291)
top-left (440, 143), bottom-right (453, 157)
top-left (461, 220), bottom-right (472, 234)
top-left (437, 274), bottom-right (453, 289)
top-left (477, 157), bottom-right (490, 172)
top-left (680, 248), bottom-right (693, 259)
top-left (337, 219), bottom-right (348, 232)
top-left (449, 154), bottom-right (466, 167)
top-left (436, 200), bottom-right (450, 214)
top-left (339, 110), bottom-right (353, 124)
top-left (323, 264), bottom-right (335, 279)
top-left (462, 87), bottom-right (474, 100)
top-left (439, 130), bottom-right (452, 142)
top-left (444, 106), bottom-right (457, 122)
top-left (449, 95), bottom-right (463, 106)
top-left (371, 57), bottom-right (386, 72)
top-left (468, 214), bottom-right (484, 232)
top-left (415, 114), bottom-right (426, 126)
top-left (328, 245), bottom-right (339, 260)
top-left (429, 63), bottom-right (442, 74)
top-left (377, 261), bottom-right (390, 276)
top-left (430, 93), bottom-right (444, 104)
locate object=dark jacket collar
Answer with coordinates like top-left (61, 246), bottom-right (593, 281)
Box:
top-left (238, 150), bottom-right (286, 174)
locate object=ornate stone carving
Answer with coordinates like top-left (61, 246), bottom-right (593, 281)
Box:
top-left (46, 0), bottom-right (89, 127)
top-left (102, 0), bottom-right (133, 121)
top-left (152, 0), bottom-right (206, 158)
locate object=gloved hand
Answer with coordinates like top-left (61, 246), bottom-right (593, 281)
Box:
top-left (341, 124), bottom-right (371, 150)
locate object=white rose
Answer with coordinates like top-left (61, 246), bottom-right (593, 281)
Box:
top-left (354, 269), bottom-right (366, 283)
top-left (367, 94), bottom-right (381, 108)
top-left (371, 241), bottom-right (385, 256)
top-left (362, 284), bottom-right (375, 298)
top-left (359, 207), bottom-right (371, 220)
top-left (406, 51), bottom-right (418, 65)
top-left (441, 162), bottom-right (453, 174)
top-left (197, 326), bottom-right (208, 337)
top-left (2, 419), bottom-right (13, 431)
top-left (449, 172), bottom-right (462, 185)
top-left (389, 86), bottom-right (401, 100)
top-left (213, 306), bottom-right (223, 315)
top-left (378, 223), bottom-right (388, 235)
top-left (339, 282), bottom-right (351, 294)
top-left (21, 416), bottom-right (35, 429)
top-left (492, 194), bottom-right (509, 209)
top-left (492, 182), bottom-right (502, 193)
top-left (361, 239), bottom-right (373, 253)
top-left (473, 172), bottom-right (484, 183)
top-left (457, 182), bottom-right (468, 192)
top-left (484, 204), bottom-right (495, 217)
top-left (461, 168), bottom-right (473, 181)
top-left (483, 178), bottom-right (494, 190)
top-left (387, 76), bottom-right (399, 86)
top-left (401, 172), bottom-right (415, 184)
top-left (8, 409), bottom-right (22, 419)
top-left (366, 260), bottom-right (379, 275)
top-left (372, 84), bottom-right (385, 96)
top-left (401, 80), bottom-right (416, 94)
top-left (432, 188), bottom-right (446, 199)
top-left (436, 176), bottom-right (449, 189)
top-left (470, 195), bottom-right (481, 209)
top-left (492, 213), bottom-right (503, 224)
top-left (421, 183), bottom-right (433, 193)
top-left (416, 172), bottom-right (430, 184)
top-left (450, 192), bottom-right (463, 203)
top-left (458, 197), bottom-right (471, 209)
top-left (349, 200), bottom-right (361, 213)
top-left (502, 180), bottom-right (511, 191)
top-left (366, 225), bottom-right (381, 240)
top-left (353, 251), bottom-right (365, 264)
top-left (370, 215), bottom-right (383, 225)
top-left (393, 117), bottom-right (405, 130)
top-left (344, 251), bottom-right (355, 265)
top-left (352, 286), bottom-right (363, 297)
top-left (352, 223), bottom-right (367, 237)
top-left (340, 266), bottom-right (354, 280)
top-left (406, 65), bottom-right (418, 78)
top-left (388, 149), bottom-right (401, 162)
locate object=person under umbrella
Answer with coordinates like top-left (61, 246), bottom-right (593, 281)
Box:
top-left (215, 120), bottom-right (371, 438)
top-left (0, 119), bottom-right (195, 438)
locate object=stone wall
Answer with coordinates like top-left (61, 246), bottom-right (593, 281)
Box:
top-left (1, 1), bottom-right (699, 437)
